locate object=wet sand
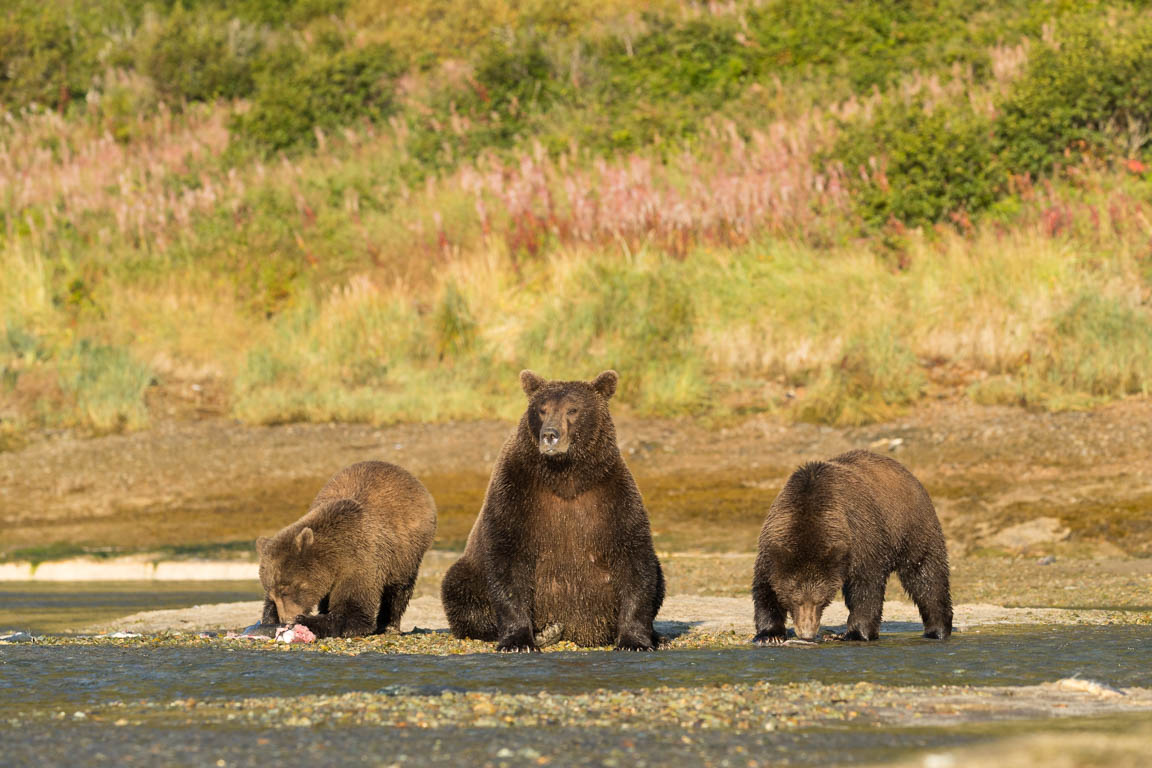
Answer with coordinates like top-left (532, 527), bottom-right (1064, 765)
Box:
top-left (79, 595), bottom-right (1150, 636)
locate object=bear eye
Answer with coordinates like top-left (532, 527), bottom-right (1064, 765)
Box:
top-left (567, 408), bottom-right (579, 416)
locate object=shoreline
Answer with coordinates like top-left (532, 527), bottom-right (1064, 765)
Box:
top-left (75, 595), bottom-right (1151, 636)
top-left (0, 556), bottom-right (260, 582)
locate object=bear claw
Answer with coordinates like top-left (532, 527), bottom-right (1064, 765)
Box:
top-left (752, 631), bottom-right (787, 646)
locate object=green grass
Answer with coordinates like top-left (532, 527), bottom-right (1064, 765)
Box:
top-left (2, 1), bottom-right (1151, 439)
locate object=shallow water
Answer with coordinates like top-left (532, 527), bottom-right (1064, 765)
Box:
top-left (7, 716), bottom-right (1144, 768)
top-left (2, 626), bottom-right (1149, 714)
top-left (0, 581), bottom-right (261, 633)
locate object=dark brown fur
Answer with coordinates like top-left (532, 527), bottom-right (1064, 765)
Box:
top-left (752, 450), bottom-right (952, 644)
top-left (440, 370), bottom-right (665, 651)
top-left (256, 461), bottom-right (437, 638)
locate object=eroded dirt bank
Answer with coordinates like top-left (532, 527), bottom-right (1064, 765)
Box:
top-left (2, 400), bottom-right (1150, 557)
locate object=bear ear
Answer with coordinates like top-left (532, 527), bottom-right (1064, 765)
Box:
top-left (255, 536), bottom-right (270, 556)
top-left (294, 527), bottom-right (314, 552)
top-left (591, 370), bottom-right (618, 399)
top-left (520, 369), bottom-right (545, 397)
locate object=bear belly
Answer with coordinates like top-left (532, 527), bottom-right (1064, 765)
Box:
top-left (527, 488), bottom-right (620, 647)
top-left (533, 551), bottom-right (618, 646)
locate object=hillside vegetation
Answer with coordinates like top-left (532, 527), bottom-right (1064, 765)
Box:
top-left (2, 0), bottom-right (1151, 443)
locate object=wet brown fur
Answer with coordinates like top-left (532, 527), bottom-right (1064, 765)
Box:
top-left (441, 370), bottom-right (665, 651)
top-left (256, 461), bottom-right (437, 638)
top-left (752, 450), bottom-right (952, 643)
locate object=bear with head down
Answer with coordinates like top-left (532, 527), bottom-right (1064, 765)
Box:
top-left (441, 370), bottom-right (665, 651)
top-left (256, 461), bottom-right (437, 638)
top-left (752, 450), bottom-right (952, 645)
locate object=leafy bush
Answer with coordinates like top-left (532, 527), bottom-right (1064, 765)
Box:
top-left (586, 18), bottom-right (756, 150)
top-left (0, 5), bottom-right (103, 111)
top-left (136, 7), bottom-right (273, 104)
top-left (997, 13), bottom-right (1152, 179)
top-left (403, 35), bottom-right (558, 171)
top-left (832, 101), bottom-right (1004, 227)
top-left (233, 43), bottom-right (403, 152)
top-left (747, 0), bottom-right (988, 92)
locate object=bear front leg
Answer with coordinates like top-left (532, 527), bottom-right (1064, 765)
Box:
top-left (751, 576), bottom-right (788, 646)
top-left (486, 545), bottom-right (539, 652)
top-left (294, 589), bottom-right (377, 638)
top-left (259, 597), bottom-right (280, 626)
top-left (839, 576), bottom-right (884, 641)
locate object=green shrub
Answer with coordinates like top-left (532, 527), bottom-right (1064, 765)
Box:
top-left (227, 0), bottom-right (349, 25)
top-left (233, 43), bottom-right (403, 152)
top-left (0, 4), bottom-right (103, 111)
top-left (746, 0), bottom-right (1016, 94)
top-left (832, 100), bottom-right (1004, 226)
top-left (586, 18), bottom-right (755, 150)
top-left (136, 7), bottom-right (271, 104)
top-left (998, 14), bottom-right (1152, 179)
top-left (404, 35), bottom-right (558, 171)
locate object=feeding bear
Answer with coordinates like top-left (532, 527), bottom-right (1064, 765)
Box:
top-left (441, 370), bottom-right (665, 651)
top-left (752, 450), bottom-right (952, 644)
top-left (256, 460), bottom-right (437, 638)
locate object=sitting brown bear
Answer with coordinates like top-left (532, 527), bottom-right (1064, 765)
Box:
top-left (752, 450), bottom-right (952, 644)
top-left (441, 370), bottom-right (665, 651)
top-left (256, 460), bottom-right (437, 638)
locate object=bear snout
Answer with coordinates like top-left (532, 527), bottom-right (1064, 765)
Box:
top-left (539, 426), bottom-right (569, 455)
top-left (791, 602), bottom-right (825, 641)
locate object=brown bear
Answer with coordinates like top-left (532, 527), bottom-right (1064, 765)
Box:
top-left (752, 450), bottom-right (951, 644)
top-left (255, 460), bottom-right (437, 638)
top-left (440, 370), bottom-right (665, 652)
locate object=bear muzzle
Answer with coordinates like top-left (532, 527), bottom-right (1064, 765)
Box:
top-left (791, 602), bottom-right (825, 641)
top-left (539, 426), bottom-right (570, 455)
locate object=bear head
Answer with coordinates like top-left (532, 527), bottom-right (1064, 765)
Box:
top-left (256, 500), bottom-right (358, 622)
top-left (763, 541), bottom-right (849, 641)
top-left (519, 369), bottom-right (618, 462)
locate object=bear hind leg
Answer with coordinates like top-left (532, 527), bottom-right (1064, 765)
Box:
top-left (897, 555), bottom-right (953, 639)
top-left (376, 578), bottom-right (416, 634)
top-left (441, 557), bottom-right (498, 641)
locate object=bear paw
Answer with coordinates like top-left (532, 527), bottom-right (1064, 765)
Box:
top-left (495, 627), bottom-right (539, 653)
top-left (833, 628), bottom-right (875, 642)
top-left (752, 630), bottom-right (786, 646)
top-left (615, 632), bottom-right (656, 652)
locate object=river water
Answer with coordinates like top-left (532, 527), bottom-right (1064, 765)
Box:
top-left (2, 582), bottom-right (1150, 767)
